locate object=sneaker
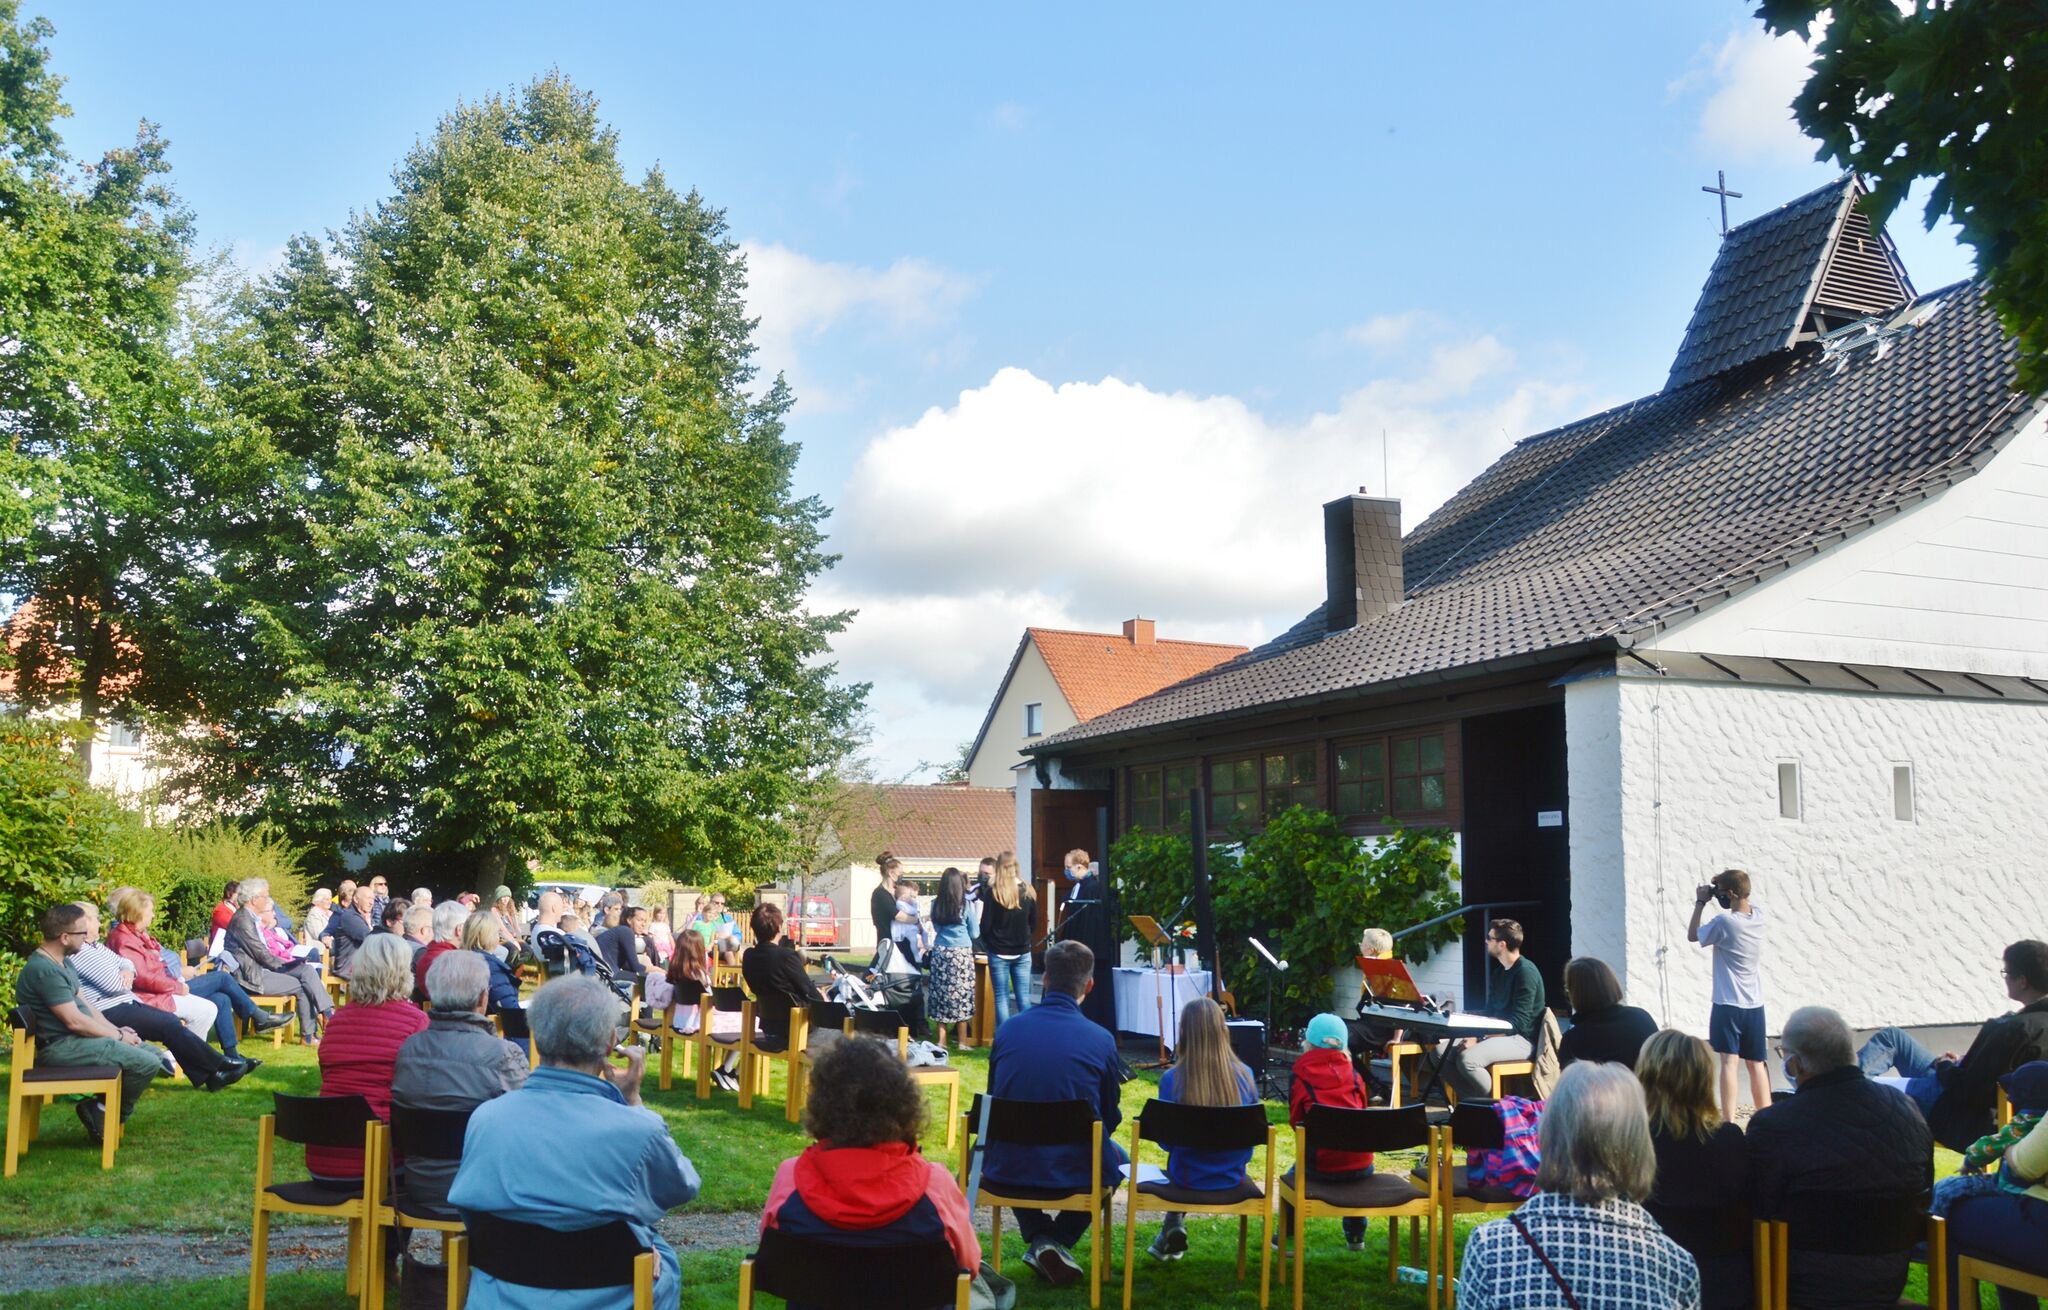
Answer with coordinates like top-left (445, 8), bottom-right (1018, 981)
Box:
top-left (74, 1099), bottom-right (106, 1145)
top-left (1023, 1240), bottom-right (1082, 1287)
top-left (712, 1068), bottom-right (738, 1092)
top-left (1347, 1237), bottom-right (1366, 1252)
top-left (1148, 1226), bottom-right (1188, 1261)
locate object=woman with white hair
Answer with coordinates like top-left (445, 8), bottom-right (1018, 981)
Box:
top-left (1458, 1062), bottom-right (1703, 1310)
top-left (303, 888), bottom-right (334, 943)
top-left (307, 933), bottom-right (431, 1182)
top-left (223, 877), bottom-right (333, 1045)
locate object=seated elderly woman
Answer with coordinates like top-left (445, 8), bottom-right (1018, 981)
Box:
top-left (448, 976), bottom-right (701, 1309)
top-left (390, 951), bottom-right (530, 1215)
top-left (760, 1036), bottom-right (982, 1294)
top-left (307, 933), bottom-right (431, 1183)
top-left (1457, 1062), bottom-right (1703, 1310)
top-left (461, 911), bottom-right (524, 1015)
top-left (106, 885), bottom-right (287, 1060)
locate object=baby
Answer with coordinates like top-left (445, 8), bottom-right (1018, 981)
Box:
top-left (892, 880), bottom-right (930, 964)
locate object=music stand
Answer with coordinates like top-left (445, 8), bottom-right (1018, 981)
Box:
top-left (1356, 956), bottom-right (1428, 1009)
top-left (1127, 915), bottom-right (1177, 1068)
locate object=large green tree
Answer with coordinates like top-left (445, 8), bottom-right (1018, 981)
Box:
top-left (167, 75), bottom-right (863, 889)
top-left (1761, 0), bottom-right (2048, 390)
top-left (0, 0), bottom-right (201, 776)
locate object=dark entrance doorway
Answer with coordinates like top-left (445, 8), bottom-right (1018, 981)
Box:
top-left (1457, 703), bottom-right (1571, 1008)
top-left (1030, 788), bottom-right (1109, 961)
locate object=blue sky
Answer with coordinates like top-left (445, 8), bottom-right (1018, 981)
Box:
top-left (40, 2), bottom-right (1975, 774)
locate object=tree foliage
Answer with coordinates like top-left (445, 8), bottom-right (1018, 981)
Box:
top-left (1760, 0), bottom-right (2048, 390)
top-left (0, 0), bottom-right (204, 775)
top-left (1110, 806), bottom-right (1462, 1034)
top-left (159, 76), bottom-right (863, 888)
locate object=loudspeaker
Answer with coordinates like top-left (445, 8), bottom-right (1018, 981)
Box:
top-left (1226, 1018), bottom-right (1266, 1079)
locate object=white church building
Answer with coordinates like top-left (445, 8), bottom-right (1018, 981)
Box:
top-left (1020, 176), bottom-right (2047, 1037)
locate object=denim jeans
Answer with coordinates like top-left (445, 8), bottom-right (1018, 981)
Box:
top-left (990, 953), bottom-right (1032, 1027)
top-left (187, 969), bottom-right (260, 1054)
top-left (1856, 1025), bottom-right (1944, 1113)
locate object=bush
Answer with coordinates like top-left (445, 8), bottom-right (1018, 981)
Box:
top-left (0, 717), bottom-right (125, 959)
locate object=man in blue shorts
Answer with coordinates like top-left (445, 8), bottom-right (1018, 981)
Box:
top-left (1690, 868), bottom-right (1771, 1120)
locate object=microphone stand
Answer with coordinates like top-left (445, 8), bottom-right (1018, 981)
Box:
top-left (1247, 935), bottom-right (1289, 1099)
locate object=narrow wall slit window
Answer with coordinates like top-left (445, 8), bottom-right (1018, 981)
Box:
top-left (1777, 761), bottom-right (1801, 820)
top-left (1892, 764), bottom-right (1915, 822)
top-left (1023, 702), bottom-right (1043, 737)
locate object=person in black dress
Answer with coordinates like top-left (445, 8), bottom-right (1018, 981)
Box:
top-left (740, 902), bottom-right (824, 1053)
top-left (1638, 1028), bottom-right (1750, 1310)
top-left (1557, 955), bottom-right (1660, 1069)
top-left (1056, 848), bottom-right (1118, 1034)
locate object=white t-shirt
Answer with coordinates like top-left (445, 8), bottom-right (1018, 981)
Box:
top-left (1697, 904), bottom-right (1765, 1009)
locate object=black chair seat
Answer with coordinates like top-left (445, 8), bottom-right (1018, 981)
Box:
top-left (266, 1178), bottom-right (364, 1207)
top-left (1137, 1175), bottom-right (1264, 1207)
top-left (1411, 1163), bottom-right (1519, 1204)
top-left (983, 1179), bottom-right (1093, 1203)
top-left (1283, 1167), bottom-right (1425, 1208)
top-left (25, 1064), bottom-right (121, 1083)
top-left (393, 1195), bottom-right (462, 1225)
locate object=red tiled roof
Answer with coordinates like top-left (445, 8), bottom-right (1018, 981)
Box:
top-left (1028, 627), bottom-right (1249, 722)
top-left (851, 785), bottom-right (1015, 861)
top-left (0, 599), bottom-right (143, 704)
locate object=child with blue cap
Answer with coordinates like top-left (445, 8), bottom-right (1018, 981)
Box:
top-left (1280, 1012), bottom-right (1376, 1252)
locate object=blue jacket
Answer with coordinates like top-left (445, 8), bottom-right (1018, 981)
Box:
top-left (1159, 1063), bottom-right (1260, 1190)
top-left (983, 989), bottom-right (1127, 1192)
top-left (477, 949), bottom-right (522, 1015)
top-left (449, 1066), bottom-right (700, 1309)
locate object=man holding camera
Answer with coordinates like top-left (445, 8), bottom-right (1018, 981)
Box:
top-left (1689, 868), bottom-right (1770, 1119)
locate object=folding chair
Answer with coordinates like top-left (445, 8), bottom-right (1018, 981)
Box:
top-left (739, 996), bottom-right (809, 1119)
top-left (249, 1092), bottom-right (380, 1310)
top-left (698, 986), bottom-right (750, 1100)
top-left (1275, 1103), bottom-right (1436, 1310)
top-left (850, 1007), bottom-right (962, 1149)
top-left (790, 999), bottom-right (855, 1121)
top-left (1757, 1192), bottom-right (1943, 1310)
top-left (5, 1007), bottom-right (124, 1176)
top-left (363, 1105), bottom-right (474, 1310)
top-left (448, 1212), bottom-right (655, 1309)
top-left (1119, 1099), bottom-right (1277, 1310)
top-left (961, 1094), bottom-right (1111, 1309)
top-left (1430, 1099), bottom-right (1523, 1309)
top-left (738, 1225), bottom-right (971, 1309)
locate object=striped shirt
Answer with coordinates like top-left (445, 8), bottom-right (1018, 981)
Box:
top-left (71, 941), bottom-right (140, 1011)
top-left (1459, 1192), bottom-right (1701, 1310)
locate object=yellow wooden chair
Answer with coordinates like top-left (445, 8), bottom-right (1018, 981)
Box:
top-left (248, 1092), bottom-right (380, 1310)
top-left (5, 1007), bottom-right (124, 1177)
top-left (1276, 1104), bottom-right (1437, 1310)
top-left (739, 1226), bottom-right (971, 1309)
top-left (1119, 1100), bottom-right (1278, 1310)
top-left (361, 1106), bottom-right (471, 1310)
top-left (449, 1213), bottom-right (654, 1308)
top-left (242, 994), bottom-right (299, 1048)
top-left (1958, 1253), bottom-right (2048, 1309)
top-left (790, 999), bottom-right (856, 1121)
top-left (960, 1094), bottom-right (1112, 1309)
top-left (1756, 1198), bottom-right (1945, 1310)
top-left (1384, 1041), bottom-right (1426, 1107)
top-left (849, 1007), bottom-right (961, 1150)
top-left (1430, 1100), bottom-right (1525, 1309)
top-left (739, 998), bottom-right (809, 1119)
top-left (696, 986), bottom-right (751, 1100)
top-left (1996, 1084), bottom-right (2014, 1127)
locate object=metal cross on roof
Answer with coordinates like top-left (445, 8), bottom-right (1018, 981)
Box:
top-left (1701, 170), bottom-right (1743, 235)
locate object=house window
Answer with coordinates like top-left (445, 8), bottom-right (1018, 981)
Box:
top-left (1777, 761), bottom-right (1801, 820)
top-left (1390, 731), bottom-right (1449, 814)
top-left (1129, 763), bottom-right (1198, 831)
top-left (1262, 747), bottom-right (1319, 817)
top-left (1334, 740), bottom-right (1388, 820)
top-left (1024, 702), bottom-right (1043, 737)
top-left (106, 720), bottom-right (143, 751)
top-left (1892, 764), bottom-right (1915, 822)
top-left (1208, 757), bottom-right (1259, 826)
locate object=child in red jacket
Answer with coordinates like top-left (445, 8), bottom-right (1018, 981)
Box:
top-left (1283, 1013), bottom-right (1375, 1250)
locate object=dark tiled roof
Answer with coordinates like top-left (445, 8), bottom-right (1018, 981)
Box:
top-left (1666, 178), bottom-right (1853, 390)
top-left (1035, 282), bottom-right (2037, 752)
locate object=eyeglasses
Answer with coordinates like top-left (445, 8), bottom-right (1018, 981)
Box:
top-left (59, 930), bottom-right (88, 940)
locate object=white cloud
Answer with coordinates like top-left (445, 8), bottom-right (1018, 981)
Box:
top-left (1344, 310), bottom-right (1437, 350)
top-left (823, 333), bottom-right (1592, 773)
top-left (740, 241), bottom-right (978, 408)
top-left (1682, 26), bottom-right (1821, 165)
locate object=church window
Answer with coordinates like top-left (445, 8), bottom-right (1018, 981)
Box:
top-left (1208, 757), bottom-right (1259, 826)
top-left (1777, 761), bottom-right (1801, 820)
top-left (1262, 748), bottom-right (1319, 817)
top-left (1129, 763), bottom-right (1197, 830)
top-left (1334, 740), bottom-right (1388, 819)
top-left (1892, 764), bottom-right (1915, 822)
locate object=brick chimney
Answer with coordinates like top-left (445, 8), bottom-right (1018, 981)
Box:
top-left (1323, 490), bottom-right (1404, 632)
top-left (1122, 617), bottom-right (1156, 645)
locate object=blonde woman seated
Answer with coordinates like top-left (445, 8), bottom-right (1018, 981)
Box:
top-left (461, 911), bottom-right (524, 1016)
top-left (1457, 1062), bottom-right (1702, 1310)
top-left (1637, 1030), bottom-right (1749, 1310)
top-left (1147, 996), bottom-right (1261, 1261)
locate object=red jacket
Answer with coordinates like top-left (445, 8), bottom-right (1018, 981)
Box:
top-left (1289, 1047), bottom-right (1375, 1175)
top-left (307, 999), bottom-right (430, 1178)
top-left (761, 1141), bottom-right (980, 1272)
top-left (211, 902), bottom-right (237, 935)
top-left (107, 921), bottom-right (187, 1012)
top-left (414, 940), bottom-right (455, 1000)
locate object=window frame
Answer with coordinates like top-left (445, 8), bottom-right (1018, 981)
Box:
top-left (1023, 702), bottom-right (1044, 737)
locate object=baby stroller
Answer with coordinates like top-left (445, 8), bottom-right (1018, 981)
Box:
top-left (824, 947), bottom-right (947, 1067)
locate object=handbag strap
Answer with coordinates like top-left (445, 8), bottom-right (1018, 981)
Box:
top-left (1508, 1213), bottom-right (1582, 1310)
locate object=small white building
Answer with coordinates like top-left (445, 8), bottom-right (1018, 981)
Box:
top-left (1025, 177), bottom-right (2048, 1037)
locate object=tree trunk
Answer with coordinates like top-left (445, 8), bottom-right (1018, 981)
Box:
top-left (73, 611), bottom-right (114, 783)
top-left (476, 842), bottom-right (513, 898)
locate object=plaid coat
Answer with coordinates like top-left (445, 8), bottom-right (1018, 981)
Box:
top-left (1459, 1192), bottom-right (1701, 1310)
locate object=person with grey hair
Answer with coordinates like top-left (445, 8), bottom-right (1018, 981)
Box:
top-left (448, 977), bottom-right (700, 1307)
top-left (411, 900), bottom-right (469, 999)
top-left (411, 887), bottom-right (433, 909)
top-left (1458, 1063), bottom-right (1701, 1310)
top-left (1745, 1005), bottom-right (1932, 1309)
top-left (390, 952), bottom-right (529, 1215)
top-left (309, 934), bottom-right (430, 1182)
top-left (223, 877), bottom-right (332, 1044)
top-left (403, 904), bottom-right (434, 953)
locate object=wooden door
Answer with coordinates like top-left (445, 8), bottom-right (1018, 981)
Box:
top-left (1030, 788), bottom-right (1109, 959)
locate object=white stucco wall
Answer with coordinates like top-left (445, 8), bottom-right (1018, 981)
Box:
top-left (1570, 672), bottom-right (2048, 1035)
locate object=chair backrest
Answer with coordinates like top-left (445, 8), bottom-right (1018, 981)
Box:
top-left (849, 1007), bottom-right (909, 1039)
top-left (807, 999), bottom-right (853, 1033)
top-left (1303, 1103), bottom-right (1429, 1154)
top-left (1780, 1191), bottom-right (1931, 1255)
top-left (497, 1007), bottom-right (531, 1041)
top-left (1136, 1098), bottom-right (1269, 1153)
top-left (8, 1007), bottom-right (30, 1038)
top-left (750, 1226), bottom-right (962, 1310)
top-left (389, 1102), bottom-right (475, 1161)
top-left (464, 1212), bottom-right (650, 1289)
top-left (712, 985), bottom-right (749, 1014)
top-left (966, 1094), bottom-right (1099, 1147)
top-left (271, 1092), bottom-right (378, 1147)
top-left (1445, 1099), bottom-right (1507, 1150)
